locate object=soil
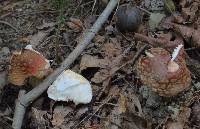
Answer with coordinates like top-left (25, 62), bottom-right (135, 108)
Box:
top-left (0, 0), bottom-right (200, 129)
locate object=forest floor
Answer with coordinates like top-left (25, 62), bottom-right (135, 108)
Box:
top-left (0, 0), bottom-right (200, 129)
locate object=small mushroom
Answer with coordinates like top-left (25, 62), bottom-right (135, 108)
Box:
top-left (115, 4), bottom-right (142, 32)
top-left (8, 45), bottom-right (51, 86)
top-left (137, 45), bottom-right (191, 97)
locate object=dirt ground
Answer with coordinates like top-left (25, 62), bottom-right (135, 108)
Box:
top-left (0, 0), bottom-right (200, 129)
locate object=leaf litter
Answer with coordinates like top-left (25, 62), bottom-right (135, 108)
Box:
top-left (0, 0), bottom-right (200, 129)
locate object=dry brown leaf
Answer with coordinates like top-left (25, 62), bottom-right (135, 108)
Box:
top-left (181, 2), bottom-right (199, 22)
top-left (102, 40), bottom-right (122, 59)
top-left (67, 18), bottom-right (83, 32)
top-left (80, 54), bottom-right (109, 71)
top-left (51, 106), bottom-right (73, 127)
top-left (165, 120), bottom-right (184, 129)
top-left (172, 23), bottom-right (200, 48)
top-left (91, 69), bottom-right (110, 83)
top-left (52, 112), bottom-right (65, 126)
top-left (93, 35), bottom-right (106, 44)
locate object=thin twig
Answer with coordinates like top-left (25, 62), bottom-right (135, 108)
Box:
top-left (91, 0), bottom-right (97, 14)
top-left (12, 1), bottom-right (119, 129)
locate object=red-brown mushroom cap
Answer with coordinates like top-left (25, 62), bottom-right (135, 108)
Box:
top-left (8, 48), bottom-right (51, 86)
top-left (137, 47), bottom-right (191, 97)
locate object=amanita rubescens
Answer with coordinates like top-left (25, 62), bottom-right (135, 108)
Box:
top-left (137, 45), bottom-right (191, 97)
top-left (8, 45), bottom-right (51, 86)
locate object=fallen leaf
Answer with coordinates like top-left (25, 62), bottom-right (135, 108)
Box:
top-left (181, 2), bottom-right (199, 22)
top-left (165, 120), bottom-right (183, 129)
top-left (91, 69), bottom-right (110, 83)
top-left (52, 106), bottom-right (71, 126)
top-left (102, 40), bottom-right (122, 59)
top-left (172, 23), bottom-right (200, 47)
top-left (93, 35), bottom-right (106, 44)
top-left (80, 54), bottom-right (109, 71)
top-left (149, 13), bottom-right (166, 30)
top-left (66, 18), bottom-right (83, 32)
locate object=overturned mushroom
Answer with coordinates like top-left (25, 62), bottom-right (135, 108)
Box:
top-left (47, 70), bottom-right (92, 105)
top-left (8, 45), bottom-right (51, 86)
top-left (137, 45), bottom-right (191, 97)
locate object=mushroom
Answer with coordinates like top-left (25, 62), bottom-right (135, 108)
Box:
top-left (8, 45), bottom-right (51, 86)
top-left (137, 45), bottom-right (191, 97)
top-left (47, 70), bottom-right (92, 105)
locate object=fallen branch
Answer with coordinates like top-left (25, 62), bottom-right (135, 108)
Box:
top-left (12, 0), bottom-right (119, 129)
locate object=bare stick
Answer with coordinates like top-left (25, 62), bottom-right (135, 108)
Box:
top-left (12, 0), bottom-right (119, 129)
top-left (12, 90), bottom-right (26, 129)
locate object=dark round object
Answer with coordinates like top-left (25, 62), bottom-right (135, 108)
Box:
top-left (116, 5), bottom-right (142, 32)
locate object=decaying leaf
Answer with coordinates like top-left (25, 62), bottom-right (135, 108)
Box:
top-left (51, 106), bottom-right (68, 126)
top-left (80, 54), bottom-right (109, 71)
top-left (172, 23), bottom-right (200, 47)
top-left (102, 40), bottom-right (122, 59)
top-left (181, 2), bottom-right (199, 22)
top-left (165, 120), bottom-right (184, 129)
top-left (66, 18), bottom-right (83, 32)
